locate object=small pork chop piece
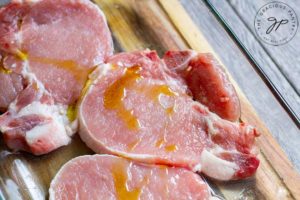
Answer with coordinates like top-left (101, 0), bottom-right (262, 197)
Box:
top-left (163, 50), bottom-right (240, 121)
top-left (49, 155), bottom-right (212, 200)
top-left (0, 0), bottom-right (113, 154)
top-left (79, 51), bottom-right (259, 181)
top-left (0, 0), bottom-right (113, 105)
top-left (0, 81), bottom-right (75, 155)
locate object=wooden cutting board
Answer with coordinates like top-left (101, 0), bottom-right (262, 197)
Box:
top-left (0, 0), bottom-right (299, 199)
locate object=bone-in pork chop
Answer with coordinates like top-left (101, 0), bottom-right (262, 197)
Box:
top-left (79, 51), bottom-right (259, 181)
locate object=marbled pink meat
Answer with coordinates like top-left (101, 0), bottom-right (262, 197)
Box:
top-left (79, 51), bottom-right (259, 180)
top-left (49, 155), bottom-right (212, 200)
top-left (0, 71), bottom-right (24, 112)
top-left (0, 0), bottom-right (113, 106)
top-left (0, 82), bottom-right (74, 155)
top-left (0, 0), bottom-right (113, 154)
top-left (163, 50), bottom-right (240, 121)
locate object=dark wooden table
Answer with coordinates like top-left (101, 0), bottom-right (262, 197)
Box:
top-left (179, 0), bottom-right (300, 172)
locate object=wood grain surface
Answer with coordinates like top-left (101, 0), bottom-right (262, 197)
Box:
top-left (0, 0), bottom-right (299, 200)
top-left (228, 0), bottom-right (300, 95)
top-left (209, 0), bottom-right (300, 121)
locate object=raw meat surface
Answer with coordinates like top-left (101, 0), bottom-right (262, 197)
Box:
top-left (0, 53), bottom-right (25, 111)
top-left (0, 0), bottom-right (113, 154)
top-left (0, 0), bottom-right (113, 106)
top-left (163, 50), bottom-right (240, 121)
top-left (49, 155), bottom-right (211, 200)
top-left (0, 81), bottom-right (75, 155)
top-left (0, 70), bottom-right (24, 112)
top-left (79, 51), bottom-right (259, 181)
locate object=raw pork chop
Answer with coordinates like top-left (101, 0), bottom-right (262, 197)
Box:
top-left (49, 155), bottom-right (212, 200)
top-left (79, 51), bottom-right (259, 181)
top-left (0, 0), bottom-right (113, 154)
top-left (0, 0), bottom-right (113, 105)
top-left (163, 50), bottom-right (240, 121)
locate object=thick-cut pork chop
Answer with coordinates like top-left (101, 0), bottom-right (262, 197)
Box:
top-left (163, 50), bottom-right (240, 121)
top-left (49, 155), bottom-right (212, 200)
top-left (0, 0), bottom-right (113, 105)
top-left (79, 51), bottom-right (259, 181)
top-left (0, 0), bottom-right (113, 154)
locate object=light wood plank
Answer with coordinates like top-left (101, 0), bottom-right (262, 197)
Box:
top-left (209, 0), bottom-right (300, 122)
top-left (228, 0), bottom-right (300, 95)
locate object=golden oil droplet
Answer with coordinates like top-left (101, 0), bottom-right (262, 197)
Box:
top-left (112, 161), bottom-right (141, 200)
top-left (149, 85), bottom-right (176, 102)
top-left (0, 55), bottom-right (12, 74)
top-left (165, 144), bottom-right (178, 152)
top-left (67, 104), bottom-right (77, 122)
top-left (165, 107), bottom-right (174, 115)
top-left (147, 85), bottom-right (177, 115)
top-left (104, 66), bottom-right (141, 130)
top-left (155, 138), bottom-right (165, 148)
top-left (127, 139), bottom-right (140, 151)
top-left (0, 65), bottom-right (12, 74)
top-left (15, 50), bottom-right (28, 61)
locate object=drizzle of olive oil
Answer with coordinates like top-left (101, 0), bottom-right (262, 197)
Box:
top-left (80, 79), bottom-right (93, 101)
top-left (155, 138), bottom-right (165, 148)
top-left (0, 63), bottom-right (12, 74)
top-left (127, 139), bottom-right (140, 151)
top-left (15, 50), bottom-right (28, 61)
top-left (165, 107), bottom-right (174, 115)
top-left (149, 85), bottom-right (176, 102)
top-left (30, 57), bottom-right (85, 81)
top-left (148, 85), bottom-right (176, 115)
top-left (0, 55), bottom-right (12, 74)
top-left (66, 104), bottom-right (77, 122)
top-left (111, 64), bottom-right (119, 70)
top-left (155, 138), bottom-right (177, 152)
top-left (0, 67), bottom-right (12, 74)
top-left (165, 144), bottom-right (178, 152)
top-left (68, 77), bottom-right (94, 122)
top-left (112, 161), bottom-right (141, 200)
top-left (13, 50), bottom-right (94, 84)
top-left (32, 82), bottom-right (39, 91)
top-left (104, 66), bottom-right (141, 130)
